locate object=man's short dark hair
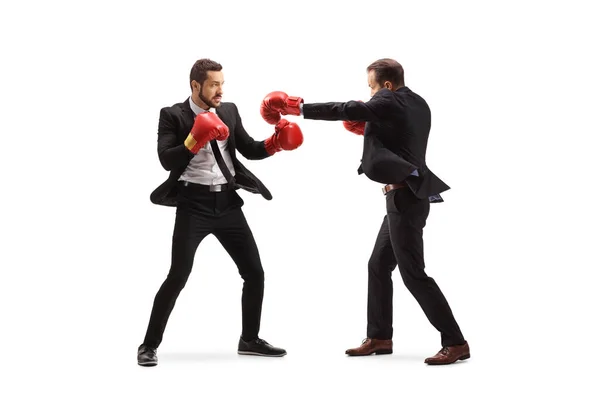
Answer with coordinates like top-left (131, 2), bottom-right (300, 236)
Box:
top-left (367, 58), bottom-right (405, 88)
top-left (190, 58), bottom-right (223, 89)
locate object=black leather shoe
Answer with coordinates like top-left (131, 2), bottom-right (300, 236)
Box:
top-left (137, 344), bottom-right (158, 366)
top-left (237, 337), bottom-right (287, 357)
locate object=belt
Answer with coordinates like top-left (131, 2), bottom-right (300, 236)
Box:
top-left (382, 182), bottom-right (406, 195)
top-left (180, 180), bottom-right (234, 192)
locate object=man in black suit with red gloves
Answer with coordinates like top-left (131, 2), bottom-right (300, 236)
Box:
top-left (138, 58), bottom-right (303, 366)
top-left (260, 58), bottom-right (470, 365)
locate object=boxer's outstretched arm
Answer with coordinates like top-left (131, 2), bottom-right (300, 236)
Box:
top-left (231, 103), bottom-right (272, 160)
top-left (302, 89), bottom-right (394, 122)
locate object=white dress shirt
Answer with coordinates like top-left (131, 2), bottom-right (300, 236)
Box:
top-left (179, 97), bottom-right (236, 185)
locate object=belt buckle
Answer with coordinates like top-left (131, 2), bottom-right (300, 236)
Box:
top-left (382, 183), bottom-right (405, 195)
top-left (209, 184), bottom-right (223, 192)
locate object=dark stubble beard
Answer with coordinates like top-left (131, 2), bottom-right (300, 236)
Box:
top-left (199, 87), bottom-right (219, 109)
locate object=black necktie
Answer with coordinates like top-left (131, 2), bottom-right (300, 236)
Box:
top-left (210, 139), bottom-right (235, 185)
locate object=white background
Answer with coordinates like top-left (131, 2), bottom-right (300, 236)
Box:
top-left (1, 0), bottom-right (599, 398)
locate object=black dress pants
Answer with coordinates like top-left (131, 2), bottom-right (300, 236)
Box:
top-left (366, 187), bottom-right (465, 347)
top-left (143, 182), bottom-right (264, 348)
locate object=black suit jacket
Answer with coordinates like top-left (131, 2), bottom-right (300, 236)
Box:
top-left (302, 87), bottom-right (450, 201)
top-left (150, 98), bottom-right (273, 207)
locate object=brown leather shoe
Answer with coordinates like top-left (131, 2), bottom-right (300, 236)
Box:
top-left (424, 341), bottom-right (470, 365)
top-left (345, 338), bottom-right (393, 356)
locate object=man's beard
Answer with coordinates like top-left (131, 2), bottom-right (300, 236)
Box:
top-left (199, 91), bottom-right (220, 109)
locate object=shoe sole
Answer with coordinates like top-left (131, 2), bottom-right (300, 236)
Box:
top-left (425, 353), bottom-right (470, 365)
top-left (237, 351), bottom-right (287, 357)
top-left (138, 361), bottom-right (158, 367)
top-left (346, 349), bottom-right (393, 356)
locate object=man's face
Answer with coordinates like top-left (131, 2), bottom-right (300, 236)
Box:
top-left (368, 70), bottom-right (382, 97)
top-left (193, 70), bottom-right (224, 109)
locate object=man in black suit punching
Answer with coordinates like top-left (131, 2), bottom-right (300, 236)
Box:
top-left (138, 58), bottom-right (303, 366)
top-left (260, 58), bottom-right (469, 365)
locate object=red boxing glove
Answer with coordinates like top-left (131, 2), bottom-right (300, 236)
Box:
top-left (260, 91), bottom-right (303, 125)
top-left (264, 119), bottom-right (304, 155)
top-left (184, 112), bottom-right (229, 154)
top-left (343, 120), bottom-right (366, 135)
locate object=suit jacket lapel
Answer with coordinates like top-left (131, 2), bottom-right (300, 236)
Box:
top-left (180, 97), bottom-right (195, 135)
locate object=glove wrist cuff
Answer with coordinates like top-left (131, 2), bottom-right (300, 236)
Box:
top-left (264, 135), bottom-right (282, 155)
top-left (285, 96), bottom-right (303, 115)
top-left (185, 133), bottom-right (203, 154)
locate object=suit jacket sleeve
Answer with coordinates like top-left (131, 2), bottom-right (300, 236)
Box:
top-left (301, 88), bottom-right (395, 122)
top-left (232, 103), bottom-right (271, 160)
top-left (157, 107), bottom-right (193, 171)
